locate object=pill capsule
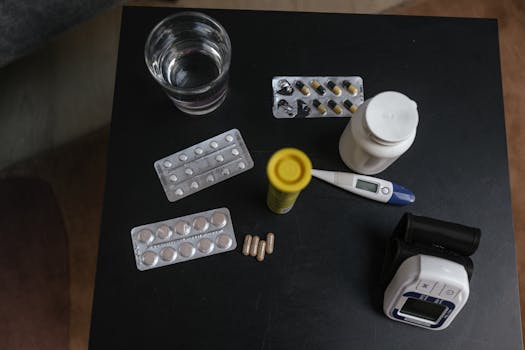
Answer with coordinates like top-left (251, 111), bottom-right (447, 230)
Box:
top-left (216, 234), bottom-right (233, 249)
top-left (193, 216), bottom-right (209, 232)
top-left (175, 220), bottom-right (191, 235)
top-left (179, 242), bottom-right (196, 258)
top-left (197, 238), bottom-right (214, 254)
top-left (343, 99), bottom-right (358, 113)
top-left (249, 235), bottom-right (260, 257)
top-left (257, 240), bottom-right (267, 262)
top-left (211, 212), bottom-right (227, 228)
top-left (342, 80), bottom-right (358, 95)
top-left (156, 225), bottom-right (172, 240)
top-left (266, 232), bottom-right (275, 254)
top-left (295, 80), bottom-right (310, 96)
top-left (313, 99), bottom-right (327, 116)
top-left (310, 80), bottom-right (326, 95)
top-left (328, 100), bottom-right (343, 115)
top-left (137, 229), bottom-right (154, 244)
top-left (141, 251), bottom-right (158, 266)
top-left (242, 234), bottom-right (252, 256)
top-left (326, 81), bottom-right (342, 96)
top-left (160, 247), bottom-right (177, 262)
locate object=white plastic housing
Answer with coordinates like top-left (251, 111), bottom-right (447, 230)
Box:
top-left (383, 254), bottom-right (470, 330)
top-left (339, 91), bottom-right (418, 175)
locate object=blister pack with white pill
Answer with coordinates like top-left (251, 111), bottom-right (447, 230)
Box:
top-left (272, 76), bottom-right (364, 118)
top-left (154, 129), bottom-right (254, 202)
top-left (131, 208), bottom-right (237, 270)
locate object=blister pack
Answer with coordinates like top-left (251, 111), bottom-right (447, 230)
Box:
top-left (272, 76), bottom-right (364, 118)
top-left (131, 208), bottom-right (237, 270)
top-left (154, 129), bottom-right (254, 202)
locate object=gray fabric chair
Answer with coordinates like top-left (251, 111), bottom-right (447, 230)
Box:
top-left (0, 0), bottom-right (121, 67)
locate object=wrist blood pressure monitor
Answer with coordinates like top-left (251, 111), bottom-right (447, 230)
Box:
top-left (382, 213), bottom-right (481, 330)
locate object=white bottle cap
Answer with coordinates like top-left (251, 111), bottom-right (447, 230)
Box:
top-left (364, 91), bottom-right (419, 143)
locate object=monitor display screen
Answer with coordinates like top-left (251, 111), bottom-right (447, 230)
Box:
top-left (355, 179), bottom-right (378, 193)
top-left (400, 298), bottom-right (446, 322)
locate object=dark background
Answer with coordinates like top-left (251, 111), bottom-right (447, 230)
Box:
top-left (89, 7), bottom-right (523, 349)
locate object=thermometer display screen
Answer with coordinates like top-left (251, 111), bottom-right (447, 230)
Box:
top-left (355, 179), bottom-right (379, 193)
top-left (400, 298), bottom-right (446, 322)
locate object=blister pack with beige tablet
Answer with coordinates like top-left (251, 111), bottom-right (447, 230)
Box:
top-left (131, 208), bottom-right (237, 270)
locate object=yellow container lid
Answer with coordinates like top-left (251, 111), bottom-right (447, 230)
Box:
top-left (267, 148), bottom-right (312, 193)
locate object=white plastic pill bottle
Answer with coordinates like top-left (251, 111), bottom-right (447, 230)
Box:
top-left (339, 91), bottom-right (419, 175)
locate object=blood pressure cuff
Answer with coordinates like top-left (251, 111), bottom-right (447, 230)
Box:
top-left (381, 213), bottom-right (481, 286)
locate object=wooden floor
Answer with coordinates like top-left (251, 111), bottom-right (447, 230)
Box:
top-left (1, 0), bottom-right (524, 349)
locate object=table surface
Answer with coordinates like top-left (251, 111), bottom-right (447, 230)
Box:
top-left (89, 7), bottom-right (523, 349)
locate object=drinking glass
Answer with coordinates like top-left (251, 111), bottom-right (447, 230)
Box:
top-left (145, 12), bottom-right (231, 115)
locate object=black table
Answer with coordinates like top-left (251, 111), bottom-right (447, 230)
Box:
top-left (89, 7), bottom-right (523, 349)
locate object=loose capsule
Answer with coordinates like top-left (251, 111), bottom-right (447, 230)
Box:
top-left (342, 80), bottom-right (358, 95)
top-left (256, 240), bottom-right (267, 262)
top-left (295, 80), bottom-right (310, 96)
top-left (313, 99), bottom-right (327, 116)
top-left (326, 81), bottom-right (342, 96)
top-left (249, 235), bottom-right (260, 257)
top-left (328, 100), bottom-right (343, 115)
top-left (266, 232), bottom-right (275, 254)
top-left (310, 80), bottom-right (326, 95)
top-left (343, 99), bottom-right (358, 113)
top-left (242, 234), bottom-right (252, 256)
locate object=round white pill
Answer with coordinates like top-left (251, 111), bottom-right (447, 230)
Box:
top-left (210, 141), bottom-right (219, 149)
top-left (156, 225), bottom-right (172, 240)
top-left (238, 162), bottom-right (246, 170)
top-left (225, 135), bottom-right (234, 142)
top-left (211, 212), bottom-right (227, 228)
top-left (175, 221), bottom-right (191, 235)
top-left (163, 160), bottom-right (172, 168)
top-left (160, 247), bottom-right (177, 261)
top-left (222, 168), bottom-right (230, 176)
top-left (174, 188), bottom-right (184, 196)
top-left (216, 154), bottom-right (224, 162)
top-left (137, 229), bottom-right (154, 244)
top-left (197, 238), bottom-right (214, 254)
top-left (216, 234), bottom-right (233, 249)
top-left (206, 175), bottom-right (215, 183)
top-left (169, 174), bottom-right (178, 182)
top-left (179, 154), bottom-right (188, 161)
top-left (185, 168), bottom-right (194, 176)
top-left (141, 251), bottom-right (158, 266)
top-left (195, 147), bottom-right (203, 155)
top-left (190, 181), bottom-right (199, 189)
top-left (193, 216), bottom-right (209, 232)
top-left (232, 148), bottom-right (239, 156)
top-left (179, 242), bottom-right (196, 258)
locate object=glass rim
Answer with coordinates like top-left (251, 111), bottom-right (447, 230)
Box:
top-left (144, 11), bottom-right (232, 95)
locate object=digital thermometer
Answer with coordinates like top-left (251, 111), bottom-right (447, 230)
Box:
top-left (311, 169), bottom-right (415, 205)
top-left (383, 254), bottom-right (470, 330)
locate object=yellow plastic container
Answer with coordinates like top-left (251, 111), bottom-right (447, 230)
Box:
top-left (266, 148), bottom-right (312, 214)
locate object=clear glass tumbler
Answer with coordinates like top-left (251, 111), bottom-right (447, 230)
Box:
top-left (144, 12), bottom-right (231, 115)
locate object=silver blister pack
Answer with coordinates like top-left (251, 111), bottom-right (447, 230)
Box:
top-left (272, 76), bottom-right (364, 118)
top-left (131, 208), bottom-right (237, 271)
top-left (154, 128), bottom-right (254, 202)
